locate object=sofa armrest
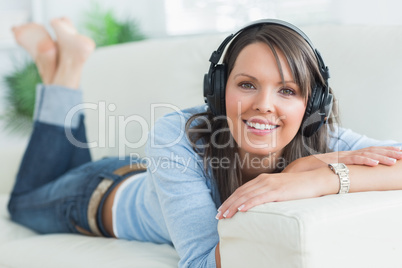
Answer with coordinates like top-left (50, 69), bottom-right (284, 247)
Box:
top-left (218, 190), bottom-right (402, 268)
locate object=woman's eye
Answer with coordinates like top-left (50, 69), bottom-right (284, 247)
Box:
top-left (279, 88), bottom-right (295, 96)
top-left (239, 83), bottom-right (255, 90)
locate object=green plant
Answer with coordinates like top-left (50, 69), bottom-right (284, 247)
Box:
top-left (1, 60), bottom-right (41, 135)
top-left (81, 2), bottom-right (146, 47)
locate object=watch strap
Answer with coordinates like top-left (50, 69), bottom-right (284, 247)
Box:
top-left (328, 163), bottom-right (350, 194)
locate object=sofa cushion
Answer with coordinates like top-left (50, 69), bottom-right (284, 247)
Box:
top-left (0, 194), bottom-right (179, 268)
top-left (0, 235), bottom-right (179, 268)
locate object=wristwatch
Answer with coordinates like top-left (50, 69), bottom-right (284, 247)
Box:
top-left (328, 163), bottom-right (350, 194)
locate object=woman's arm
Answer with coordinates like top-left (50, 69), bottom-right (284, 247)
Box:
top-left (216, 156), bottom-right (402, 220)
top-left (283, 146), bottom-right (402, 173)
top-left (284, 127), bottom-right (402, 173)
top-left (348, 159), bottom-right (402, 192)
top-left (147, 110), bottom-right (221, 268)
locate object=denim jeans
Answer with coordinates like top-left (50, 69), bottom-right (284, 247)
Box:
top-left (7, 116), bottom-right (139, 236)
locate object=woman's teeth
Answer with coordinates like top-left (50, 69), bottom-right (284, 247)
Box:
top-left (246, 121), bottom-right (277, 130)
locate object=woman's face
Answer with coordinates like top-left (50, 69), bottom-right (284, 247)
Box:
top-left (225, 42), bottom-right (307, 158)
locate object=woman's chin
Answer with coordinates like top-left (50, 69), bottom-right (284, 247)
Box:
top-left (240, 145), bottom-right (283, 158)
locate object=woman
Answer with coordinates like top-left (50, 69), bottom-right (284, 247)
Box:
top-left (8, 18), bottom-right (402, 268)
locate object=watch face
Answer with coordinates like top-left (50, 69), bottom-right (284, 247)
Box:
top-left (329, 163), bottom-right (348, 172)
top-left (338, 163), bottom-right (347, 169)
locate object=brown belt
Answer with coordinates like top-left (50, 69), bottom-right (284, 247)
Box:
top-left (87, 163), bottom-right (147, 236)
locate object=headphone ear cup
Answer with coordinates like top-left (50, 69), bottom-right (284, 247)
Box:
top-left (210, 64), bottom-right (227, 116)
top-left (304, 85), bottom-right (318, 120)
top-left (302, 85), bottom-right (324, 137)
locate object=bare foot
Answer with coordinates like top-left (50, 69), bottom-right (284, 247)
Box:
top-left (51, 18), bottom-right (95, 63)
top-left (12, 23), bottom-right (57, 84)
top-left (50, 18), bottom-right (95, 89)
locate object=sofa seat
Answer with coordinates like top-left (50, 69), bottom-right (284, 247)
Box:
top-left (0, 195), bottom-right (179, 268)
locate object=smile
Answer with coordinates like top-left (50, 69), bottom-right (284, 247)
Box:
top-left (245, 121), bottom-right (278, 130)
top-left (246, 121), bottom-right (277, 130)
top-left (243, 120), bottom-right (279, 135)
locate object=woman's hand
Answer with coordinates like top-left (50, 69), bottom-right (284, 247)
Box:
top-left (283, 146), bottom-right (402, 173)
top-left (216, 168), bottom-right (335, 220)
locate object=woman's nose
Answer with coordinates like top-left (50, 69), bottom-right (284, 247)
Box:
top-left (252, 91), bottom-right (275, 113)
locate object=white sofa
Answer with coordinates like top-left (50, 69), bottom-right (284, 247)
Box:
top-left (1, 25), bottom-right (402, 267)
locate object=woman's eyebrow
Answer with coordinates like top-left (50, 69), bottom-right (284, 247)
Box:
top-left (277, 80), bottom-right (296, 85)
top-left (234, 73), bottom-right (297, 85)
top-left (233, 73), bottom-right (258, 80)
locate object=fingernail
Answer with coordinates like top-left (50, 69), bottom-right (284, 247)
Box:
top-left (389, 158), bottom-right (397, 163)
top-left (238, 204), bottom-right (245, 211)
top-left (395, 146), bottom-right (402, 150)
top-left (372, 160), bottom-right (379, 165)
top-left (223, 210), bottom-right (229, 218)
top-left (215, 211), bottom-right (222, 220)
top-left (217, 205), bottom-right (222, 212)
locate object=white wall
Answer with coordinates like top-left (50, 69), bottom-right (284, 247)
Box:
top-left (36, 0), bottom-right (166, 38)
top-left (334, 0), bottom-right (402, 25)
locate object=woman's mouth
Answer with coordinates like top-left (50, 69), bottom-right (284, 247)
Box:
top-left (243, 120), bottom-right (279, 135)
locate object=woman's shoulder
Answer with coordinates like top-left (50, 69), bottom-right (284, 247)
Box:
top-left (146, 104), bottom-right (208, 155)
top-left (150, 105), bottom-right (208, 137)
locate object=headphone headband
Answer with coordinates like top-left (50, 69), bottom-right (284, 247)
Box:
top-left (208, 19), bottom-right (330, 81)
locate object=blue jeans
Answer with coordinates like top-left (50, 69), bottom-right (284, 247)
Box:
top-left (7, 116), bottom-right (140, 236)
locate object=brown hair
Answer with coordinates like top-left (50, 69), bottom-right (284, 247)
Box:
top-left (186, 24), bottom-right (338, 202)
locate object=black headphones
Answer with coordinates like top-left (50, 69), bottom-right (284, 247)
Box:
top-left (203, 19), bottom-right (333, 137)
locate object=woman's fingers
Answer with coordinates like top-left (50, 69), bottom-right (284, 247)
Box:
top-left (217, 174), bottom-right (307, 220)
top-left (337, 146), bottom-right (402, 166)
top-left (216, 178), bottom-right (265, 220)
top-left (345, 153), bottom-right (395, 166)
top-left (363, 147), bottom-right (402, 165)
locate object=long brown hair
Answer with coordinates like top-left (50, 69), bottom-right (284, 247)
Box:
top-left (186, 24), bottom-right (338, 202)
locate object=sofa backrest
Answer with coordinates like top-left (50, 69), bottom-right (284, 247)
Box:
top-left (82, 25), bottom-right (402, 160)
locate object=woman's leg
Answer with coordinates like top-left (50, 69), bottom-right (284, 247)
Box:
top-left (8, 19), bottom-right (141, 236)
top-left (9, 18), bottom-right (95, 197)
top-left (7, 18), bottom-right (116, 235)
top-left (8, 155), bottom-right (136, 235)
